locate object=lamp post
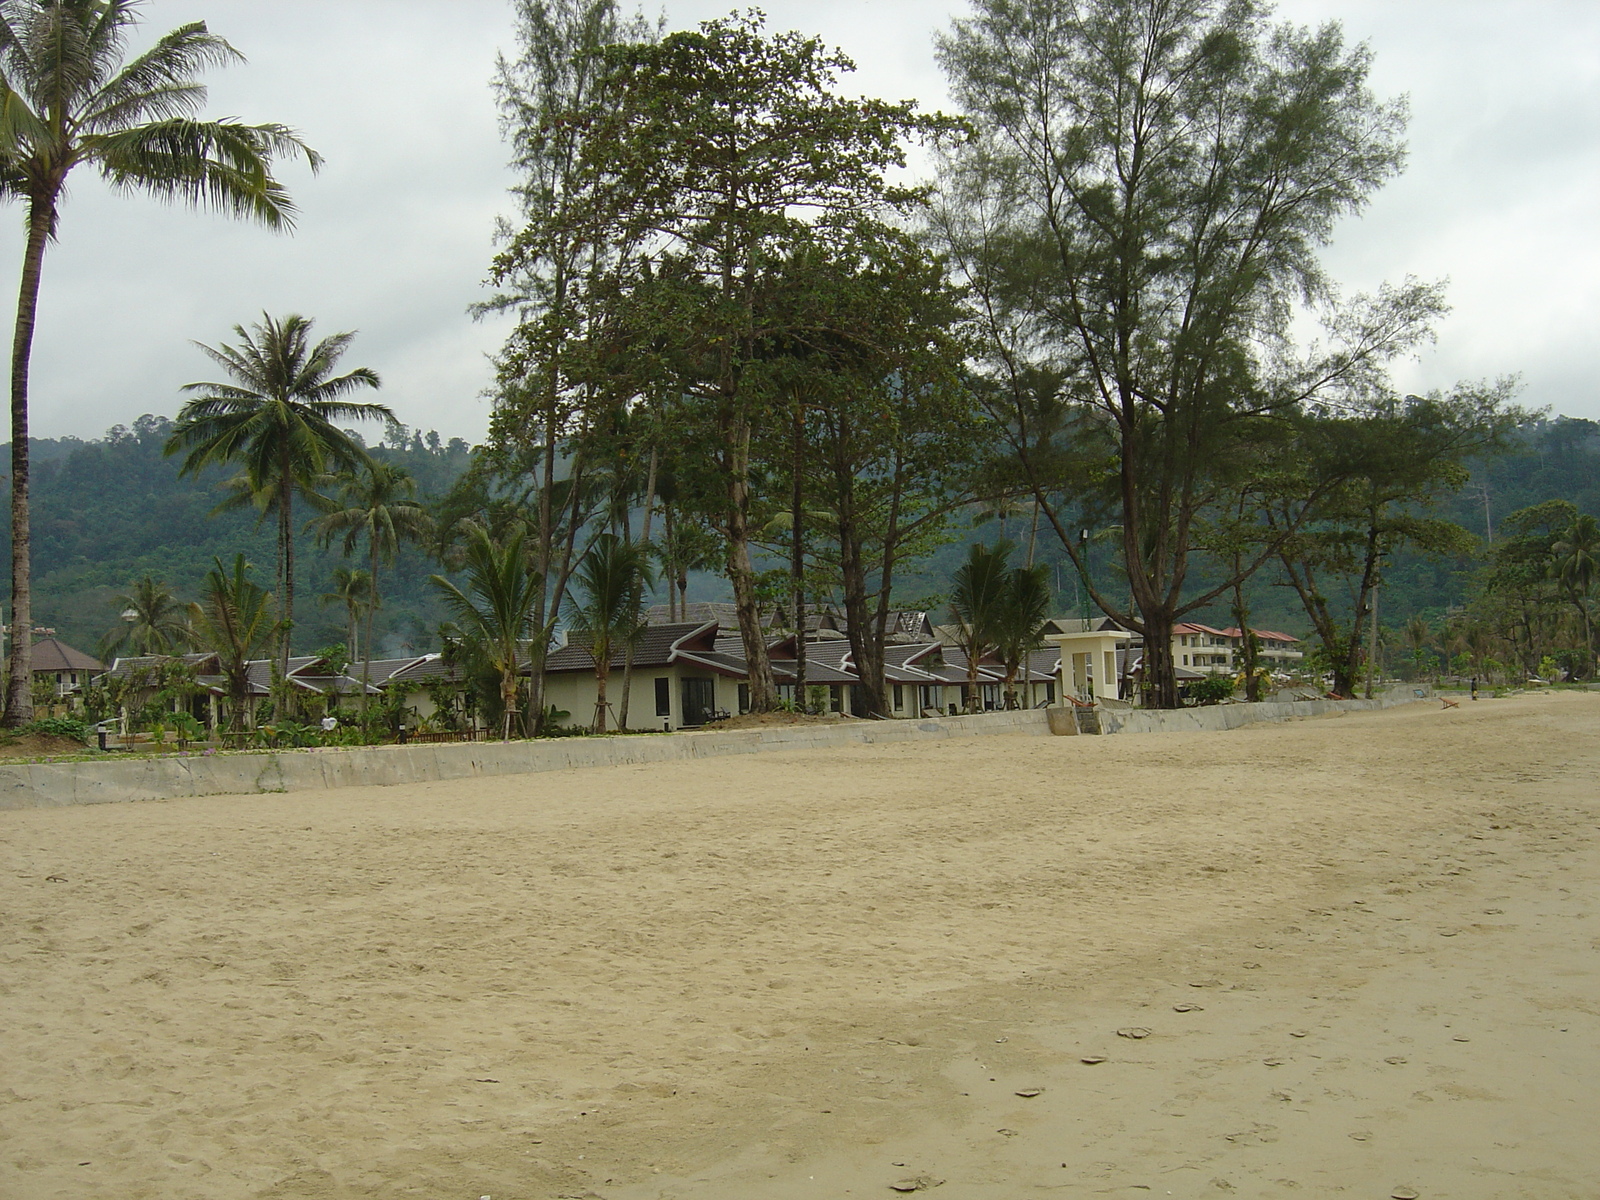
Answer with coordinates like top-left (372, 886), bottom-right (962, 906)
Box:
top-left (1078, 528), bottom-right (1092, 627)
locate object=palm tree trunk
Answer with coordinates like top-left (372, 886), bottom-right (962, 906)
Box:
top-left (363, 534), bottom-right (379, 712)
top-left (593, 661), bottom-right (610, 733)
top-left (3, 196), bottom-right (55, 727)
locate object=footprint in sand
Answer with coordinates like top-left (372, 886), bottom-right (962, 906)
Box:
top-left (1116, 1027), bottom-right (1151, 1040)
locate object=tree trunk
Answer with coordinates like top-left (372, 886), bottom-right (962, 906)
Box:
top-left (278, 452), bottom-right (295, 681)
top-left (722, 412), bottom-right (775, 711)
top-left (1232, 583), bottom-right (1261, 703)
top-left (617, 447), bottom-right (658, 731)
top-left (593, 659), bottom-right (610, 733)
top-left (363, 536), bottom-right (379, 711)
top-left (3, 195), bottom-right (55, 727)
top-left (1140, 616), bottom-right (1180, 709)
top-left (791, 405), bottom-right (807, 707)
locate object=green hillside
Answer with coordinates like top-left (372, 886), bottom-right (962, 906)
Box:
top-left (3, 415), bottom-right (472, 661)
top-left (4, 413), bottom-right (1595, 662)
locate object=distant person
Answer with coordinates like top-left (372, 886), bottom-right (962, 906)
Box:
top-left (1470, 676), bottom-right (1479, 701)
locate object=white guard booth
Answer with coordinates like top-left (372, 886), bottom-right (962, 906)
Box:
top-left (1045, 628), bottom-right (1131, 704)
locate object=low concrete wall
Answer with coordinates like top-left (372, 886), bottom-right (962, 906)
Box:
top-left (0, 708), bottom-right (1051, 811)
top-left (1097, 689), bottom-right (1426, 735)
top-left (0, 692), bottom-right (1429, 812)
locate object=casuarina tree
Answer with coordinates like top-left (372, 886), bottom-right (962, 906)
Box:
top-left (934, 0), bottom-right (1444, 706)
top-left (0, 0), bottom-right (319, 724)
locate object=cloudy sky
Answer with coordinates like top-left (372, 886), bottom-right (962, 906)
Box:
top-left (7, 0), bottom-right (1597, 444)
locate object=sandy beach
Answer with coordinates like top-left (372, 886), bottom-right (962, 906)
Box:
top-left (1, 691), bottom-right (1596, 1200)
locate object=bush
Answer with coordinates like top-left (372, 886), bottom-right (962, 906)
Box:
top-left (24, 716), bottom-right (92, 743)
top-left (1187, 676), bottom-right (1237, 706)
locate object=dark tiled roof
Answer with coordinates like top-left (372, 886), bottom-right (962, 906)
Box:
top-left (390, 655), bottom-right (468, 684)
top-left (107, 652), bottom-right (218, 679)
top-left (546, 622), bottom-right (717, 673)
top-left (346, 656), bottom-right (430, 685)
top-left (31, 637), bottom-right (103, 673)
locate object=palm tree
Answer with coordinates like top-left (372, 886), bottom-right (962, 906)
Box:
top-left (430, 525), bottom-right (541, 741)
top-left (311, 461), bottom-right (434, 703)
top-left (950, 540), bottom-right (1015, 712)
top-left (1403, 614), bottom-right (1433, 679)
top-left (0, 1), bottom-right (319, 725)
top-left (99, 575), bottom-right (191, 660)
top-left (164, 313), bottom-right (392, 676)
top-left (319, 566), bottom-right (373, 662)
top-left (992, 562), bottom-right (1052, 709)
top-left (566, 533), bottom-right (655, 733)
top-left (188, 554), bottom-right (278, 734)
top-left (1552, 513), bottom-right (1600, 676)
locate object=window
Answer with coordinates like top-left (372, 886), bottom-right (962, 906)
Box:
top-left (893, 683), bottom-right (904, 710)
top-left (1045, 680), bottom-right (1055, 703)
top-left (654, 676), bottom-right (670, 717)
top-left (737, 683), bottom-right (750, 713)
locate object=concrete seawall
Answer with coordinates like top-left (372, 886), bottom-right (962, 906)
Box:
top-left (1098, 689), bottom-right (1425, 734)
top-left (0, 709), bottom-right (1050, 811)
top-left (0, 692), bottom-right (1425, 811)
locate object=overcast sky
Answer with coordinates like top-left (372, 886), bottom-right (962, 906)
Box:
top-left (7, 0), bottom-right (1597, 444)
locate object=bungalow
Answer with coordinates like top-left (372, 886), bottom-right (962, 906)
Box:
top-left (31, 636), bottom-right (104, 699)
top-left (543, 621), bottom-right (747, 731)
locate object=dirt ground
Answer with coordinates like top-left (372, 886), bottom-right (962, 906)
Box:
top-left (1, 691), bottom-right (1596, 1200)
top-left (0, 732), bottom-right (91, 759)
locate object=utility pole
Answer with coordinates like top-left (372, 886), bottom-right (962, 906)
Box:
top-left (1468, 481), bottom-right (1493, 544)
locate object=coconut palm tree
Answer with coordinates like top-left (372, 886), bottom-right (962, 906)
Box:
top-left (99, 575), bottom-right (191, 660)
top-left (1552, 513), bottom-right (1600, 676)
top-left (311, 461), bottom-right (434, 703)
top-left (992, 561), bottom-right (1052, 709)
top-left (318, 566), bottom-right (373, 662)
top-left (950, 539), bottom-right (1015, 712)
top-left (188, 554), bottom-right (278, 734)
top-left (0, 1), bottom-right (319, 725)
top-left (164, 314), bottom-right (392, 676)
top-left (430, 524), bottom-right (541, 741)
top-left (566, 533), bottom-right (655, 733)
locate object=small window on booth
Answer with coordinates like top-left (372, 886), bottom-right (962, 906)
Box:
top-left (892, 683), bottom-right (904, 710)
top-left (737, 683), bottom-right (750, 713)
top-left (654, 676), bottom-right (671, 717)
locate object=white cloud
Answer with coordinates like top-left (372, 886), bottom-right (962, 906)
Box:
top-left (3, 0), bottom-right (1595, 443)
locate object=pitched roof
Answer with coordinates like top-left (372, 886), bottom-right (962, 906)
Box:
top-left (346, 656), bottom-right (432, 685)
top-left (546, 621), bottom-right (719, 673)
top-left (30, 637), bottom-right (103, 673)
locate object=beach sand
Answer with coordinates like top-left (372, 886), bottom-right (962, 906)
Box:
top-left (1, 691), bottom-right (1595, 1199)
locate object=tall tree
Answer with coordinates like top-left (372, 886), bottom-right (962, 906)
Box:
top-left (571, 12), bottom-right (962, 712)
top-left (311, 460), bottom-right (434, 703)
top-left (1269, 388), bottom-right (1519, 697)
top-left (99, 574), bottom-right (190, 660)
top-left (1551, 512), bottom-right (1600, 676)
top-left (565, 531), bottom-right (653, 732)
top-left (188, 553), bottom-right (277, 734)
top-left (480, 0), bottom-right (658, 735)
top-left (430, 524), bottom-right (541, 740)
top-left (164, 314), bottom-right (392, 676)
top-left (757, 229), bottom-right (980, 717)
top-left (0, 0), bottom-right (318, 724)
top-left (934, 0), bottom-right (1442, 707)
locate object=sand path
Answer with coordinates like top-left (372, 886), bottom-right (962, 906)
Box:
top-left (1, 691), bottom-right (1595, 1199)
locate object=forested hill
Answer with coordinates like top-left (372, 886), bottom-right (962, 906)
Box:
top-left (3, 412), bottom-right (1597, 661)
top-left (2, 415), bottom-right (472, 660)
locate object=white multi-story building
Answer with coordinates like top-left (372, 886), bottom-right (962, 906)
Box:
top-left (1172, 623), bottom-right (1304, 675)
